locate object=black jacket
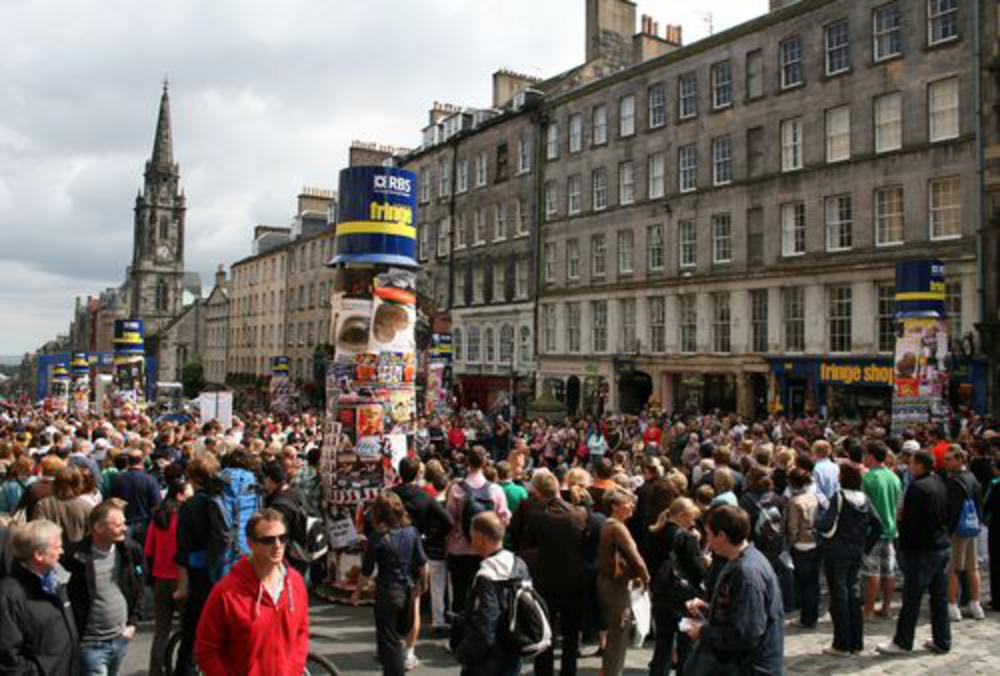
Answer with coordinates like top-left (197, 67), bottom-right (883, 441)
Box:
top-left (391, 483), bottom-right (454, 560)
top-left (510, 496), bottom-right (588, 598)
top-left (174, 489), bottom-right (230, 574)
top-left (815, 489), bottom-right (883, 559)
top-left (0, 526), bottom-right (12, 578)
top-left (0, 564), bottom-right (80, 675)
top-left (898, 472), bottom-right (950, 551)
top-left (64, 536), bottom-right (145, 636)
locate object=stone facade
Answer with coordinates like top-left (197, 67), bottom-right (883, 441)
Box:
top-left (156, 301), bottom-right (203, 383)
top-left (202, 266), bottom-right (229, 386)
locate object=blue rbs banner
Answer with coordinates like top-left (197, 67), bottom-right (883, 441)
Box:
top-left (113, 319), bottom-right (145, 356)
top-left (333, 166), bottom-right (418, 267)
top-left (895, 259), bottom-right (945, 318)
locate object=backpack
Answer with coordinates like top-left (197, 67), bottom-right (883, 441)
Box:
top-left (460, 480), bottom-right (495, 540)
top-left (954, 477), bottom-right (981, 538)
top-left (753, 495), bottom-right (785, 561)
top-left (291, 515), bottom-right (330, 563)
top-left (213, 467), bottom-right (261, 579)
top-left (652, 530), bottom-right (703, 612)
top-left (500, 578), bottom-right (553, 659)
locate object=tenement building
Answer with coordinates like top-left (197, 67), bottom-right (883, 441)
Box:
top-left (532, 0), bottom-right (985, 418)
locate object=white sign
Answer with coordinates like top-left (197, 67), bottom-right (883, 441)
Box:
top-left (199, 391), bottom-right (234, 429)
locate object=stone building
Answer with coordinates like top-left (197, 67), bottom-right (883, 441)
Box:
top-left (981, 0), bottom-right (1000, 417)
top-left (202, 265), bottom-right (230, 387)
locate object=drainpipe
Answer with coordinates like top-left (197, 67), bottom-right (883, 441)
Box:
top-left (972, 0), bottom-right (989, 410)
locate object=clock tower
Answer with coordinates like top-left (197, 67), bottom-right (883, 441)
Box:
top-left (129, 81), bottom-right (186, 335)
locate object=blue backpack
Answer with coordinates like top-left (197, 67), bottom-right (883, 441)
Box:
top-left (213, 467), bottom-right (261, 578)
top-left (954, 478), bottom-right (981, 538)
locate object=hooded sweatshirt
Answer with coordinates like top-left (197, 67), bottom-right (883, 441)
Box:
top-left (194, 557), bottom-right (309, 676)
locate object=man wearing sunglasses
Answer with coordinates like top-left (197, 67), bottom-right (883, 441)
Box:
top-left (194, 509), bottom-right (310, 676)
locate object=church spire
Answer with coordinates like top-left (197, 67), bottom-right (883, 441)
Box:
top-left (151, 78), bottom-right (174, 168)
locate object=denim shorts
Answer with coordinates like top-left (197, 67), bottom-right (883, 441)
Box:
top-left (862, 539), bottom-right (897, 578)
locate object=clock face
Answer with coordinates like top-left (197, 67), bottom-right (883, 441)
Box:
top-left (157, 244), bottom-right (172, 262)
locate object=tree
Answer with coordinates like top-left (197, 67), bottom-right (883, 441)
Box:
top-left (181, 355), bottom-right (206, 399)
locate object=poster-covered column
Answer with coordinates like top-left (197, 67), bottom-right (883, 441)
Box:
top-left (70, 352), bottom-right (91, 417)
top-left (270, 356), bottom-right (293, 415)
top-left (892, 260), bottom-right (950, 431)
top-left (320, 166), bottom-right (419, 599)
top-left (112, 319), bottom-right (145, 418)
top-left (48, 364), bottom-right (70, 414)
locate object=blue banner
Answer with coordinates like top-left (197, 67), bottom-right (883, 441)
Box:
top-left (895, 260), bottom-right (945, 318)
top-left (333, 166), bottom-right (418, 267)
top-left (113, 319), bottom-right (146, 355)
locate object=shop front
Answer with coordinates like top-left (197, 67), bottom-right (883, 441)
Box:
top-left (537, 358), bottom-right (614, 418)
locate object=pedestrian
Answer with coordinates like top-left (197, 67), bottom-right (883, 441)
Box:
top-left (108, 449), bottom-right (161, 547)
top-left (353, 491), bottom-right (429, 675)
top-left (681, 505), bottom-right (784, 675)
top-left (877, 448), bottom-right (952, 655)
top-left (261, 460), bottom-right (311, 576)
top-left (861, 440), bottom-right (902, 620)
top-left (0, 456), bottom-right (35, 515)
top-left (943, 445), bottom-right (985, 620)
top-left (0, 519), bottom-right (80, 674)
top-left (34, 465), bottom-right (93, 547)
top-left (784, 467), bottom-right (821, 628)
top-left (194, 509), bottom-right (309, 676)
top-left (145, 479), bottom-right (192, 676)
top-left (982, 457), bottom-right (1000, 611)
top-left (454, 511), bottom-right (530, 676)
top-left (811, 440), bottom-right (839, 508)
top-left (596, 488), bottom-right (649, 676)
top-left (65, 499), bottom-right (144, 676)
top-left (814, 462), bottom-right (883, 656)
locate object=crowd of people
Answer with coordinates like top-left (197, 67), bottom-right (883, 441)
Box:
top-left (0, 398), bottom-right (997, 675)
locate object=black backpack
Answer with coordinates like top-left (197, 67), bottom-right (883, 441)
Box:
top-left (500, 578), bottom-right (553, 658)
top-left (460, 480), bottom-right (495, 540)
top-left (752, 495), bottom-right (785, 561)
top-left (652, 530), bottom-right (703, 612)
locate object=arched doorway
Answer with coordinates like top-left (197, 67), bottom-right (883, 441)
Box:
top-left (618, 370), bottom-right (652, 414)
top-left (565, 376), bottom-right (581, 417)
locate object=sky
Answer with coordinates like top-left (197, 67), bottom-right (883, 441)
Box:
top-left (0, 0), bottom-right (767, 356)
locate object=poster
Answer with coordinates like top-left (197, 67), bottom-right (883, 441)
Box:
top-left (892, 318), bottom-right (950, 426)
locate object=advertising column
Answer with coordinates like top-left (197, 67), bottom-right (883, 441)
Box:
top-left (892, 260), bottom-right (950, 431)
top-left (112, 319), bottom-right (145, 417)
top-left (49, 364), bottom-right (70, 414)
top-left (270, 356), bottom-right (293, 415)
top-left (69, 352), bottom-right (91, 417)
top-left (321, 166), bottom-right (419, 598)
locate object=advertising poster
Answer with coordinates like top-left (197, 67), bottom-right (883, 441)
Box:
top-left (892, 319), bottom-right (950, 426)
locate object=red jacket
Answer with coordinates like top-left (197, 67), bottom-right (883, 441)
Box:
top-left (195, 558), bottom-right (309, 676)
top-left (144, 511), bottom-right (180, 580)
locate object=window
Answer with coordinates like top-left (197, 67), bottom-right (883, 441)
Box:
top-left (495, 143), bottom-right (508, 182)
top-left (679, 295), bottom-right (697, 353)
top-left (516, 198), bottom-right (529, 236)
top-left (783, 287), bottom-right (805, 352)
top-left (565, 303), bottom-right (581, 353)
top-left (515, 259), bottom-right (528, 299)
top-left (875, 186), bottom-right (904, 245)
top-left (648, 153), bottom-right (665, 199)
top-left (419, 171), bottom-right (430, 203)
top-left (569, 113), bottom-right (583, 153)
top-left (781, 118), bottom-right (803, 171)
top-left (649, 297), bottom-right (666, 352)
top-left (544, 243), bottom-right (556, 283)
top-left (454, 268), bottom-right (466, 306)
top-left (493, 205), bottom-right (506, 241)
top-left (493, 261), bottom-right (505, 302)
top-left (592, 168), bottom-right (608, 210)
top-left (456, 159), bottom-right (469, 193)
top-left (781, 202), bottom-right (806, 256)
top-left (780, 36), bottom-right (803, 88)
top-left (712, 62), bottom-right (732, 109)
top-left (873, 3), bottom-right (902, 61)
top-left (746, 50), bottom-right (764, 100)
top-left (418, 223), bottom-right (430, 261)
top-left (517, 137), bottom-right (531, 174)
top-left (618, 230), bottom-right (634, 274)
top-left (438, 160), bottom-right (451, 197)
top-left (828, 286), bottom-right (852, 352)
top-left (826, 194), bottom-right (853, 251)
top-left (648, 83), bottom-right (666, 128)
top-left (437, 218), bottom-right (450, 257)
top-left (647, 224), bottom-right (664, 271)
top-left (679, 219), bottom-right (696, 268)
top-left (619, 161), bottom-right (635, 205)
top-left (874, 92), bottom-right (902, 153)
top-left (499, 324), bottom-right (514, 364)
top-left (473, 268), bottom-right (485, 303)
top-left (475, 208), bottom-right (488, 244)
top-left (679, 73), bottom-right (697, 119)
top-left (591, 234), bottom-right (606, 277)
top-left (475, 152), bottom-right (487, 187)
top-left (712, 136), bottom-right (733, 185)
top-left (751, 289), bottom-right (769, 352)
top-left (544, 181), bottom-right (558, 220)
top-left (826, 106), bottom-right (850, 162)
top-left (712, 214), bottom-right (732, 264)
top-left (930, 176), bottom-right (961, 239)
top-left (620, 299), bottom-right (637, 351)
top-left (566, 239), bottom-right (580, 280)
top-left (619, 95), bottom-right (635, 137)
top-left (454, 212), bottom-right (467, 249)
top-left (567, 175), bottom-right (582, 215)
top-left (946, 280), bottom-right (962, 338)
top-left (877, 283), bottom-right (896, 352)
top-left (467, 326), bottom-right (481, 362)
top-left (825, 21), bottom-right (850, 75)
top-left (543, 306), bottom-right (557, 353)
top-left (453, 328), bottom-right (464, 362)
top-left (519, 326), bottom-right (532, 363)
top-left (592, 105), bottom-right (608, 145)
top-left (591, 301), bottom-right (608, 352)
top-left (928, 0), bottom-right (958, 45)
top-left (712, 293), bottom-right (731, 353)
top-left (679, 144), bottom-right (697, 192)
top-left (546, 123), bottom-right (559, 160)
top-left (928, 78), bottom-right (959, 142)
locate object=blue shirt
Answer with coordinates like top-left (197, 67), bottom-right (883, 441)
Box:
top-left (362, 526), bottom-right (427, 589)
top-left (813, 458), bottom-right (840, 508)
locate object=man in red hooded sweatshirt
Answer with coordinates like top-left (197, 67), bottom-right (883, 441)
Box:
top-left (195, 508), bottom-right (309, 676)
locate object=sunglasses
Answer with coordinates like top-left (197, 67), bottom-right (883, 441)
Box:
top-left (253, 533), bottom-right (289, 546)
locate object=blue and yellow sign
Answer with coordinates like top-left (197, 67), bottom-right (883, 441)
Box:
top-left (113, 319), bottom-right (145, 356)
top-left (895, 260), bottom-right (945, 318)
top-left (51, 364), bottom-right (70, 381)
top-left (70, 352), bottom-right (90, 378)
top-left (272, 356), bottom-right (290, 377)
top-left (333, 166), bottom-right (418, 267)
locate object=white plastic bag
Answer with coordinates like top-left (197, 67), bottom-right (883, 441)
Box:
top-left (630, 584), bottom-right (652, 648)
